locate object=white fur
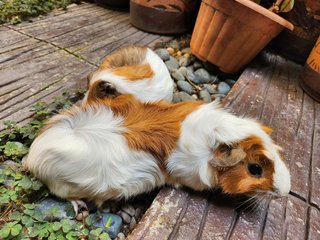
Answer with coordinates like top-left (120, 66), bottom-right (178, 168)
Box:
top-left (25, 101), bottom-right (291, 204)
top-left (167, 101), bottom-right (291, 195)
top-left (82, 48), bottom-right (173, 103)
top-left (25, 105), bottom-right (165, 201)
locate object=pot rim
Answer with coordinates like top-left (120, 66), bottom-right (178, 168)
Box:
top-left (202, 0), bottom-right (294, 30)
top-left (235, 0), bottom-right (294, 30)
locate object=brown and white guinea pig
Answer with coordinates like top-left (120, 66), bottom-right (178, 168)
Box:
top-left (24, 93), bottom-right (290, 211)
top-left (82, 45), bottom-right (174, 104)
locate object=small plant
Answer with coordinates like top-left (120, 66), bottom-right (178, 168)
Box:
top-left (0, 89), bottom-right (112, 240)
top-left (251, 0), bottom-right (295, 13)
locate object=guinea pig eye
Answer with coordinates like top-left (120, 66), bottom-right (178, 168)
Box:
top-left (248, 164), bottom-right (262, 177)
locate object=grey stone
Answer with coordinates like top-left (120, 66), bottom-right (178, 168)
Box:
top-left (195, 68), bottom-right (211, 83)
top-left (179, 56), bottom-right (191, 67)
top-left (181, 47), bottom-right (191, 54)
top-left (187, 65), bottom-right (194, 72)
top-left (178, 67), bottom-right (188, 77)
top-left (165, 57), bottom-right (179, 72)
top-left (1, 160), bottom-right (20, 171)
top-left (203, 84), bottom-right (217, 94)
top-left (168, 40), bottom-right (181, 50)
top-left (35, 198), bottom-right (75, 221)
top-left (88, 212), bottom-right (122, 239)
top-left (225, 79), bottom-right (236, 86)
top-left (191, 94), bottom-right (198, 100)
top-left (117, 232), bottom-right (126, 240)
top-left (199, 90), bottom-right (212, 102)
top-left (179, 92), bottom-right (195, 101)
top-left (218, 81), bottom-right (231, 94)
top-left (3, 179), bottom-right (15, 188)
top-left (134, 208), bottom-right (142, 219)
top-left (121, 205), bottom-right (135, 217)
top-left (210, 75), bottom-right (219, 83)
top-left (186, 69), bottom-right (200, 84)
top-left (193, 61), bottom-right (203, 70)
top-left (129, 217), bottom-right (137, 230)
top-left (177, 81), bottom-right (193, 95)
top-left (171, 69), bottom-right (185, 82)
top-left (172, 92), bottom-right (181, 103)
top-left (120, 211), bottom-right (131, 224)
top-left (154, 48), bottom-right (170, 61)
top-left (213, 93), bottom-right (226, 100)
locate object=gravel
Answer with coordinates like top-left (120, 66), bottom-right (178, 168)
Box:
top-left (165, 56), bottom-right (179, 71)
top-left (171, 69), bottom-right (185, 82)
top-left (154, 48), bottom-right (170, 61)
top-left (186, 69), bottom-right (200, 84)
top-left (195, 68), bottom-right (211, 83)
top-left (199, 90), bottom-right (212, 102)
top-left (218, 82), bottom-right (231, 94)
top-left (177, 80), bottom-right (193, 94)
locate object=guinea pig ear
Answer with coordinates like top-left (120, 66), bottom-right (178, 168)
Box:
top-left (86, 72), bottom-right (94, 89)
top-left (210, 143), bottom-right (247, 168)
top-left (261, 125), bottom-right (273, 135)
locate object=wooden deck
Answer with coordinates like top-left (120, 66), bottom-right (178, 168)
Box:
top-left (1, 2), bottom-right (319, 240)
top-left (127, 53), bottom-right (320, 240)
top-left (0, 2), bottom-right (171, 129)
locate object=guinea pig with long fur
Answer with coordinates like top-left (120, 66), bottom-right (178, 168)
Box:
top-left (24, 91), bottom-right (290, 214)
top-left (82, 45), bottom-right (174, 104)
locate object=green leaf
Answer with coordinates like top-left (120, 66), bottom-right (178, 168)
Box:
top-left (99, 232), bottom-right (110, 240)
top-left (52, 222), bottom-right (62, 231)
top-left (24, 203), bottom-right (36, 209)
top-left (19, 177), bottom-right (32, 189)
top-left (66, 231), bottom-right (76, 240)
top-left (90, 228), bottom-right (102, 237)
top-left (10, 211), bottom-right (22, 221)
top-left (279, 0), bottom-right (294, 12)
top-left (32, 179), bottom-right (43, 190)
top-left (0, 227), bottom-right (10, 238)
top-left (21, 215), bottom-right (34, 227)
top-left (10, 223), bottom-right (22, 236)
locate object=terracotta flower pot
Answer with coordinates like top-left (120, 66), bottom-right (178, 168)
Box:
top-left (190, 0), bottom-right (294, 73)
top-left (299, 36), bottom-right (320, 102)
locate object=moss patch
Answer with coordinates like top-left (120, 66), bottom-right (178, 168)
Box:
top-left (0, 0), bottom-right (81, 24)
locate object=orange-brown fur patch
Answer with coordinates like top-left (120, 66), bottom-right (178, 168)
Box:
top-left (111, 63), bottom-right (154, 81)
top-left (217, 136), bottom-right (274, 194)
top-left (99, 46), bottom-right (148, 70)
top-left (89, 95), bottom-right (203, 162)
top-left (261, 125), bottom-right (273, 135)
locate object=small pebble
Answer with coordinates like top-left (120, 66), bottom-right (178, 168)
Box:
top-left (225, 79), bottom-right (236, 86)
top-left (186, 69), bottom-right (200, 84)
top-left (191, 94), bottom-right (198, 100)
top-left (195, 68), bottom-right (211, 83)
top-left (129, 217), bottom-right (137, 230)
top-left (203, 84), bottom-right (217, 94)
top-left (165, 57), bottom-right (179, 72)
top-left (135, 208), bottom-right (142, 219)
top-left (121, 205), bottom-right (135, 217)
top-left (178, 67), bottom-right (188, 77)
top-left (210, 75), bottom-right (219, 83)
top-left (154, 48), bottom-right (170, 61)
top-left (176, 51), bottom-right (182, 57)
top-left (183, 53), bottom-right (190, 59)
top-left (171, 69), bottom-right (185, 82)
top-left (193, 61), bottom-right (203, 70)
top-left (168, 39), bottom-right (181, 50)
top-left (76, 210), bottom-right (89, 221)
top-left (179, 92), bottom-right (195, 101)
top-left (120, 211), bottom-right (131, 224)
top-left (117, 232), bottom-right (125, 240)
top-left (181, 47), bottom-right (191, 54)
top-left (166, 47), bottom-right (175, 55)
top-left (173, 92), bottom-right (181, 103)
top-left (177, 81), bottom-right (193, 95)
top-left (199, 90), bottom-right (211, 102)
top-left (218, 82), bottom-right (231, 94)
top-left (179, 56), bottom-right (191, 67)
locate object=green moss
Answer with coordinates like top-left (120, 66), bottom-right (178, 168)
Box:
top-left (0, 0), bottom-right (81, 24)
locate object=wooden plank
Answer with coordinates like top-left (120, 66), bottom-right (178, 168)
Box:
top-left (311, 101), bottom-right (320, 207)
top-left (169, 192), bottom-right (208, 240)
top-left (127, 188), bottom-right (190, 240)
top-left (308, 207), bottom-right (320, 240)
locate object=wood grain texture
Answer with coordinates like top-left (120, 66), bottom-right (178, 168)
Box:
top-left (128, 52), bottom-right (320, 239)
top-left (0, 2), bottom-right (172, 129)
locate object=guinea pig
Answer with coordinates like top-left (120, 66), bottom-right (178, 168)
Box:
top-left (24, 94), bottom-right (290, 213)
top-left (82, 45), bottom-right (174, 104)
